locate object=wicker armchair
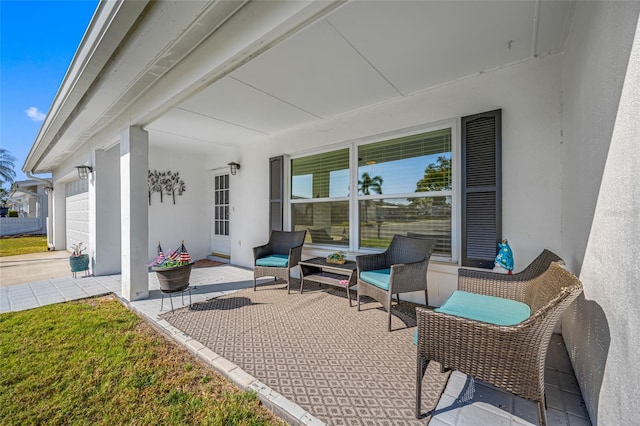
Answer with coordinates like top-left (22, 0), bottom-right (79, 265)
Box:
top-left (457, 249), bottom-right (563, 295)
top-left (415, 261), bottom-right (583, 426)
top-left (357, 234), bottom-right (436, 331)
top-left (253, 230), bottom-right (306, 292)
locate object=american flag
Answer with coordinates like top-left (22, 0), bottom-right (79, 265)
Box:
top-left (179, 240), bottom-right (191, 263)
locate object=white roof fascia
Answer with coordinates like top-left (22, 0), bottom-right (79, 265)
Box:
top-left (23, 0), bottom-right (149, 173)
top-left (87, 0), bottom-right (347, 151)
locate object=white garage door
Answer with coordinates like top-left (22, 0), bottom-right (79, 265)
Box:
top-left (66, 180), bottom-right (89, 252)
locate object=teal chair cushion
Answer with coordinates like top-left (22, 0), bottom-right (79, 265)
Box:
top-left (255, 254), bottom-right (289, 268)
top-left (435, 291), bottom-right (531, 326)
top-left (359, 268), bottom-right (391, 291)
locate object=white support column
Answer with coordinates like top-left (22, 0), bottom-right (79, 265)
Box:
top-left (120, 126), bottom-right (149, 301)
top-left (91, 148), bottom-right (122, 276)
top-left (52, 180), bottom-right (66, 251)
top-left (45, 188), bottom-right (54, 249)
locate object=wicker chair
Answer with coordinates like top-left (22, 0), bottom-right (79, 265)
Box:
top-left (415, 261), bottom-right (583, 426)
top-left (457, 248), bottom-right (563, 293)
top-left (253, 230), bottom-right (306, 292)
top-left (357, 234), bottom-right (436, 331)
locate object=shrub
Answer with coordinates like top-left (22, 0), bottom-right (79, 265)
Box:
top-left (8, 210), bottom-right (18, 217)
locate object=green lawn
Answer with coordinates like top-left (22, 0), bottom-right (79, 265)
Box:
top-left (0, 235), bottom-right (48, 256)
top-left (0, 296), bottom-right (285, 425)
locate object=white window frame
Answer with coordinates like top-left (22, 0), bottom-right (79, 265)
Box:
top-left (288, 119), bottom-right (459, 263)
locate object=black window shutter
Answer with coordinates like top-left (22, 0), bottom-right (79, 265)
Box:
top-left (269, 156), bottom-right (284, 231)
top-left (461, 109), bottom-right (502, 268)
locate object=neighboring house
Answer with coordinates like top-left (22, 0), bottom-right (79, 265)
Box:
top-left (22, 1), bottom-right (639, 424)
top-left (0, 180), bottom-right (50, 237)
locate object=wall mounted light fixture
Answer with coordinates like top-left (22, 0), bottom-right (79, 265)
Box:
top-left (75, 165), bottom-right (93, 180)
top-left (227, 162), bottom-right (241, 175)
top-left (43, 186), bottom-right (54, 194)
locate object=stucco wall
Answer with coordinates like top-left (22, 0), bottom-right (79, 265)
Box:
top-left (225, 54), bottom-right (564, 306)
top-left (148, 149), bottom-right (210, 264)
top-left (91, 145), bottom-right (121, 275)
top-left (561, 2), bottom-right (640, 424)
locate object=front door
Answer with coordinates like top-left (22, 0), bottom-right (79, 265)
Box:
top-left (211, 173), bottom-right (231, 262)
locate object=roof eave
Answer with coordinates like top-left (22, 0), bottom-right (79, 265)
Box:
top-left (22, 0), bottom-right (149, 174)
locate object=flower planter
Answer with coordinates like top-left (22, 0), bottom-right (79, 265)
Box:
top-left (152, 262), bottom-right (193, 293)
top-left (70, 254), bottom-right (90, 277)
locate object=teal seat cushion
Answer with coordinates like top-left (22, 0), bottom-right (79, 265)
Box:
top-left (435, 291), bottom-right (531, 326)
top-left (255, 254), bottom-right (289, 268)
top-left (359, 269), bottom-right (391, 291)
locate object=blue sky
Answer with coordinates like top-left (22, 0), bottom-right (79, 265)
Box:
top-left (1, 0), bottom-right (98, 188)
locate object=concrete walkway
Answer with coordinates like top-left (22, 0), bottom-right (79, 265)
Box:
top-left (0, 250), bottom-right (71, 287)
top-left (0, 257), bottom-right (590, 426)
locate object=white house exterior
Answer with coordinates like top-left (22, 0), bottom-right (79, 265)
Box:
top-left (23, 1), bottom-right (640, 424)
top-left (0, 179), bottom-right (50, 237)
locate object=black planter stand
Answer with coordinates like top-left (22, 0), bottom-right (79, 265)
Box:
top-left (152, 262), bottom-right (194, 311)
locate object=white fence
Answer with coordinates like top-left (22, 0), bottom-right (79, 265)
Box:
top-left (0, 217), bottom-right (45, 236)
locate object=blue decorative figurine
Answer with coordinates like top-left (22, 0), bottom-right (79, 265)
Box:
top-left (495, 239), bottom-right (514, 274)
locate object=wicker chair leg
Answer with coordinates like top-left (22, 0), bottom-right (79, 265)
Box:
top-left (396, 294), bottom-right (400, 304)
top-left (357, 294), bottom-right (361, 311)
top-left (387, 294), bottom-right (393, 331)
top-left (415, 356), bottom-right (428, 418)
top-left (537, 400), bottom-right (547, 426)
top-left (253, 277), bottom-right (257, 291)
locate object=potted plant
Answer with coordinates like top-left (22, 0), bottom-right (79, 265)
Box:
top-left (150, 241), bottom-right (193, 292)
top-left (326, 251), bottom-right (347, 264)
top-left (69, 242), bottom-right (90, 277)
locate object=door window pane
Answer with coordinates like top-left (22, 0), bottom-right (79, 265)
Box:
top-left (214, 174), bottom-right (230, 236)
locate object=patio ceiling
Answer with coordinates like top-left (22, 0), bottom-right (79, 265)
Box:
top-left (147, 0), bottom-right (574, 152)
top-left (25, 1), bottom-right (576, 171)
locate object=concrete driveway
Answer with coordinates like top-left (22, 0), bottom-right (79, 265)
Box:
top-left (0, 250), bottom-right (71, 287)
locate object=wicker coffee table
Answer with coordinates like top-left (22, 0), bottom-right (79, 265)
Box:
top-left (298, 257), bottom-right (358, 306)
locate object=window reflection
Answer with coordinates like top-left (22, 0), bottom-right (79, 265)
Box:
top-left (291, 149), bottom-right (349, 199)
top-left (358, 129), bottom-right (451, 195)
top-left (292, 201), bottom-right (349, 246)
top-left (359, 197), bottom-right (452, 256)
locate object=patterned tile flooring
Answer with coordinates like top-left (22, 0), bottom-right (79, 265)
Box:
top-left (162, 279), bottom-right (450, 425)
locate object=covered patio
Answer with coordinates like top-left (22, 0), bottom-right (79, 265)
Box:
top-left (0, 265), bottom-right (591, 426)
top-left (2, 265), bottom-right (590, 425)
top-left (22, 1), bottom-right (640, 424)
top-left (159, 276), bottom-right (590, 426)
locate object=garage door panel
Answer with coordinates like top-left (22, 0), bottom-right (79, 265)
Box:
top-left (66, 192), bottom-right (89, 252)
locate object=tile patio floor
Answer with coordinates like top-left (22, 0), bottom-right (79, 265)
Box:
top-left (0, 264), bottom-right (591, 426)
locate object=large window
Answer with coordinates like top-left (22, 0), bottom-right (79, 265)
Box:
top-left (290, 127), bottom-right (454, 259)
top-left (358, 129), bottom-right (452, 256)
top-left (291, 149), bottom-right (350, 246)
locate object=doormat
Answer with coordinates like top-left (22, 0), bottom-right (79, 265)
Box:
top-left (193, 259), bottom-right (224, 268)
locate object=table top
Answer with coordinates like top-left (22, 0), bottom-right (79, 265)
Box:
top-left (299, 257), bottom-right (357, 271)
